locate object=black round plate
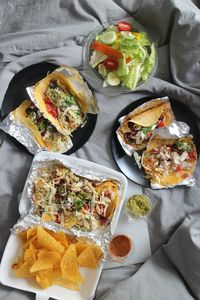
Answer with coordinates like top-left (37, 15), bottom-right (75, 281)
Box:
top-left (111, 96), bottom-right (200, 187)
top-left (1, 62), bottom-right (97, 155)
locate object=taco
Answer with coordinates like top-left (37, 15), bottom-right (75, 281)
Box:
top-left (141, 136), bottom-right (197, 187)
top-left (118, 97), bottom-right (175, 151)
top-left (12, 100), bottom-right (72, 153)
top-left (32, 72), bottom-right (86, 135)
top-left (32, 163), bottom-right (120, 230)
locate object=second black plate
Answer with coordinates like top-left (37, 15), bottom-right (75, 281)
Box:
top-left (111, 96), bottom-right (200, 187)
top-left (1, 62), bottom-right (97, 155)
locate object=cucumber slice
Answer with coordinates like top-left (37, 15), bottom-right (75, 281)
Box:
top-left (107, 72), bottom-right (121, 86)
top-left (99, 31), bottom-right (116, 45)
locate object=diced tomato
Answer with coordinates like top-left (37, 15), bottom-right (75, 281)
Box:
top-left (152, 148), bottom-right (159, 154)
top-left (44, 97), bottom-right (58, 119)
top-left (147, 131), bottom-right (153, 138)
top-left (100, 217), bottom-right (107, 226)
top-left (126, 56), bottom-right (132, 64)
top-left (176, 165), bottom-right (182, 172)
top-left (117, 21), bottom-right (132, 31)
top-left (83, 204), bottom-right (90, 211)
top-left (91, 41), bottom-right (123, 59)
top-left (188, 151), bottom-right (197, 160)
top-left (98, 204), bottom-right (104, 215)
top-left (157, 120), bottom-right (164, 128)
top-left (103, 58), bottom-right (118, 70)
top-left (104, 190), bottom-right (111, 198)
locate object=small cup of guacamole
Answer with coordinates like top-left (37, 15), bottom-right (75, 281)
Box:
top-left (125, 194), bottom-right (151, 219)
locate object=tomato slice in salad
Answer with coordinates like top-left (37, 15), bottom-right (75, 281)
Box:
top-left (103, 58), bottom-right (119, 70)
top-left (91, 41), bottom-right (123, 59)
top-left (117, 21), bottom-right (132, 31)
top-left (45, 97), bottom-right (58, 119)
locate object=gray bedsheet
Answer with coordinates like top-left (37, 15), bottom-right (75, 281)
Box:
top-left (0, 0), bottom-right (200, 300)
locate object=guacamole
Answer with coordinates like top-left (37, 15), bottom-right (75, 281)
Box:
top-left (126, 194), bottom-right (151, 217)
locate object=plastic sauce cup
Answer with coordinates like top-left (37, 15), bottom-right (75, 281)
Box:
top-left (108, 234), bottom-right (132, 262)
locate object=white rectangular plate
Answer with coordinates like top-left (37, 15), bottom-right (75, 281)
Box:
top-left (0, 151), bottom-right (127, 300)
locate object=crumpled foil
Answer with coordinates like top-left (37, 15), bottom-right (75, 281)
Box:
top-left (27, 65), bottom-right (99, 114)
top-left (12, 152), bottom-right (125, 261)
top-left (0, 112), bottom-right (73, 155)
top-left (116, 96), bottom-right (170, 156)
top-left (148, 121), bottom-right (196, 189)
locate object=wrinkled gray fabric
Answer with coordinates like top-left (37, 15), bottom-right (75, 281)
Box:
top-left (0, 0), bottom-right (200, 300)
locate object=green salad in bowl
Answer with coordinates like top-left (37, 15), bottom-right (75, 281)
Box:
top-left (85, 20), bottom-right (156, 93)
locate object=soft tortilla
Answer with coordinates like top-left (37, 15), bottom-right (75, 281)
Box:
top-left (12, 100), bottom-right (70, 153)
top-left (12, 100), bottom-right (46, 148)
top-left (121, 97), bottom-right (175, 133)
top-left (95, 180), bottom-right (119, 220)
top-left (141, 136), bottom-right (197, 187)
top-left (34, 72), bottom-right (87, 135)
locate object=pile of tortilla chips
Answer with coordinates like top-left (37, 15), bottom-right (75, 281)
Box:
top-left (12, 226), bottom-right (102, 290)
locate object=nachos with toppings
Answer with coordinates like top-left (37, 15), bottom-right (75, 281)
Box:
top-left (32, 162), bottom-right (120, 230)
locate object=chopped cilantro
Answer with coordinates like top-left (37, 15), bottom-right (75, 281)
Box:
top-left (73, 198), bottom-right (84, 211)
top-left (28, 111), bottom-right (36, 122)
top-left (38, 121), bottom-right (46, 132)
top-left (142, 126), bottom-right (153, 135)
top-left (174, 140), bottom-right (192, 151)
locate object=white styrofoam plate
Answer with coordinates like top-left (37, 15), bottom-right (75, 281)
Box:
top-left (0, 151), bottom-right (128, 300)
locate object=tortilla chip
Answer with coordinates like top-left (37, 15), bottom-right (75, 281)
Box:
top-left (61, 244), bottom-right (84, 284)
top-left (36, 269), bottom-right (53, 288)
top-left (90, 245), bottom-right (103, 260)
top-left (78, 246), bottom-right (97, 269)
top-left (50, 231), bottom-right (69, 249)
top-left (36, 226), bottom-right (64, 253)
top-left (52, 268), bottom-right (80, 291)
top-left (30, 250), bottom-right (61, 273)
top-left (75, 241), bottom-right (87, 256)
top-left (27, 227), bottom-right (37, 241)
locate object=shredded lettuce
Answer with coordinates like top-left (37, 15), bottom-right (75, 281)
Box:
top-left (141, 43), bottom-right (156, 81)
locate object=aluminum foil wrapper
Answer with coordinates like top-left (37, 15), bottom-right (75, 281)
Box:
top-left (153, 121), bottom-right (190, 138)
top-left (27, 65), bottom-right (99, 114)
top-left (0, 113), bottom-right (42, 154)
top-left (116, 96), bottom-right (170, 157)
top-left (14, 152), bottom-right (125, 260)
top-left (0, 112), bottom-right (73, 155)
top-left (149, 121), bottom-right (196, 189)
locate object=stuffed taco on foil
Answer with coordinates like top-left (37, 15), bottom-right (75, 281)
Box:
top-left (141, 136), bottom-right (197, 187)
top-left (117, 97), bottom-right (175, 152)
top-left (12, 100), bottom-right (72, 153)
top-left (31, 71), bottom-right (88, 136)
top-left (32, 162), bottom-right (120, 231)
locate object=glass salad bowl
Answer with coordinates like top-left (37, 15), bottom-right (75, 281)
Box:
top-left (83, 18), bottom-right (158, 96)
